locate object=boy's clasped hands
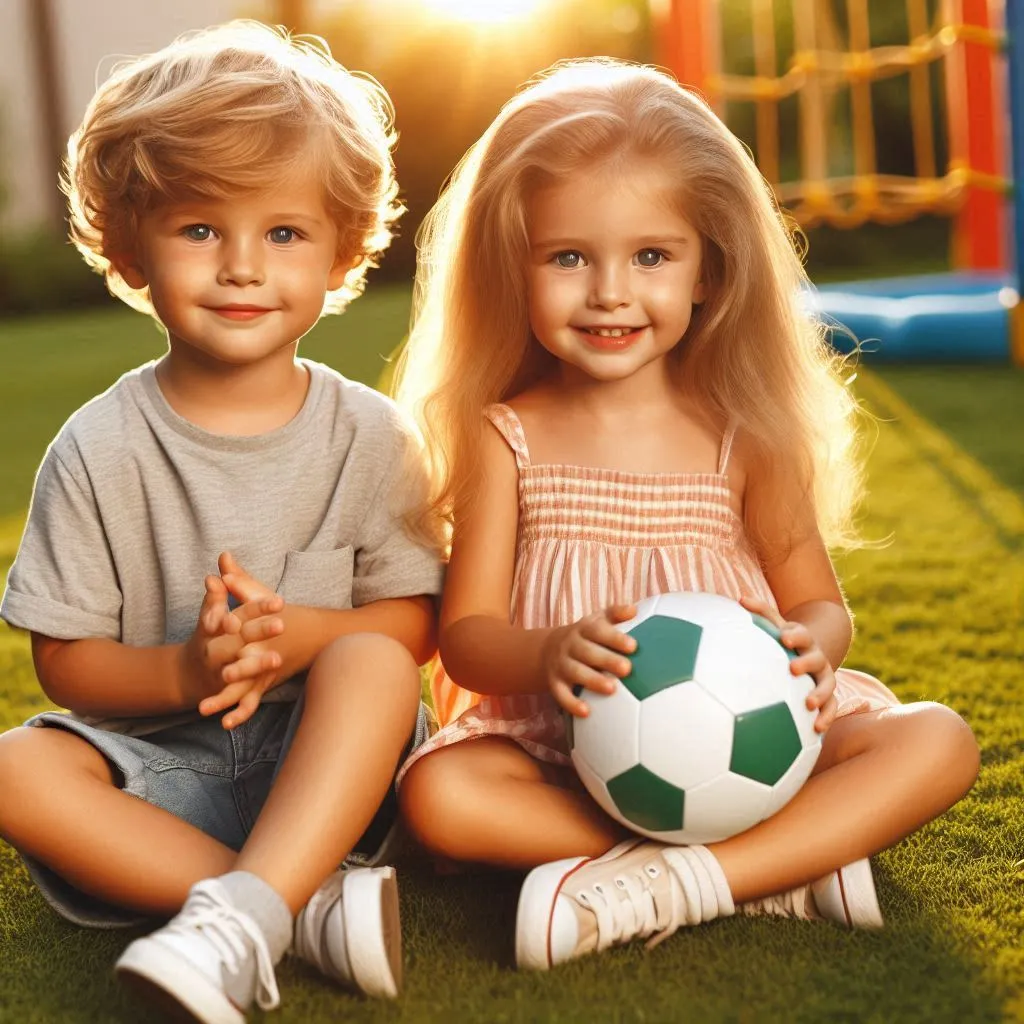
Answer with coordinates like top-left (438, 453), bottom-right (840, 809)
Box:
top-left (181, 551), bottom-right (287, 730)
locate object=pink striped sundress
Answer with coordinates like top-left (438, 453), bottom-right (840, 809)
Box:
top-left (399, 403), bottom-right (898, 780)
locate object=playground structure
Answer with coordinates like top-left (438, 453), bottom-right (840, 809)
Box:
top-left (655, 0), bottom-right (1024, 363)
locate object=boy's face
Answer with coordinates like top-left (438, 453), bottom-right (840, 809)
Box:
top-left (116, 175), bottom-right (351, 368)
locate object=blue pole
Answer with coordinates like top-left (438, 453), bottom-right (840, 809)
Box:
top-left (1006, 0), bottom-right (1024, 361)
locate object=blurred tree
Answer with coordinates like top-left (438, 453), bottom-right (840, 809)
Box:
top-left (312, 0), bottom-right (651, 279)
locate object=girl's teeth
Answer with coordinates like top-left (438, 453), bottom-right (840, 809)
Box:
top-left (588, 328), bottom-right (634, 337)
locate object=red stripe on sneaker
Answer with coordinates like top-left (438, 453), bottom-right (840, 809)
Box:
top-left (545, 839), bottom-right (646, 967)
top-left (547, 859), bottom-right (590, 969)
top-left (837, 869), bottom-right (852, 927)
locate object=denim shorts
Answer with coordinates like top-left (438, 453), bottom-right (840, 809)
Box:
top-left (19, 696), bottom-right (431, 928)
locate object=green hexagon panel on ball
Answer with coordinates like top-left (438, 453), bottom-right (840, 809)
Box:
top-left (568, 591), bottom-right (822, 846)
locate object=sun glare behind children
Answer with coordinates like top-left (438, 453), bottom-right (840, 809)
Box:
top-left (418, 0), bottom-right (550, 24)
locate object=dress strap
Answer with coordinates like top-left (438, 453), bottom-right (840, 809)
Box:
top-left (484, 403), bottom-right (531, 472)
top-left (718, 422), bottom-right (738, 475)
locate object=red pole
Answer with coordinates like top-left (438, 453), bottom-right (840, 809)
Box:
top-left (948, 0), bottom-right (1006, 271)
top-left (657, 0), bottom-right (713, 96)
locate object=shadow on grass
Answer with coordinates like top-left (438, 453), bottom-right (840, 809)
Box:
top-left (872, 366), bottom-right (1024, 507)
top-left (0, 849), bottom-right (1009, 1024)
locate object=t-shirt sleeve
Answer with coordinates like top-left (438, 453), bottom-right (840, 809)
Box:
top-left (350, 415), bottom-right (444, 607)
top-left (0, 439), bottom-right (122, 640)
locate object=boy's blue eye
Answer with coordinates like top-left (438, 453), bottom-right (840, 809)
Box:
top-left (554, 251), bottom-right (583, 269)
top-left (183, 224), bottom-right (212, 241)
top-left (269, 227), bottom-right (296, 244)
top-left (636, 249), bottom-right (663, 267)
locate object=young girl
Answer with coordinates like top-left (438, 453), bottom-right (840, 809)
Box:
top-left (393, 59), bottom-right (980, 969)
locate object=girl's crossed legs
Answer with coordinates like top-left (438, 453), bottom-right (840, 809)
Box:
top-left (400, 700), bottom-right (979, 959)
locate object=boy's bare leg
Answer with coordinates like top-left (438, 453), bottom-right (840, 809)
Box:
top-left (235, 632), bottom-right (421, 913)
top-left (0, 726), bottom-right (236, 916)
top-left (0, 634), bottom-right (420, 918)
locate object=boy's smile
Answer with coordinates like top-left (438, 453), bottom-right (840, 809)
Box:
top-left (116, 175), bottom-right (349, 373)
top-left (208, 304), bottom-right (278, 321)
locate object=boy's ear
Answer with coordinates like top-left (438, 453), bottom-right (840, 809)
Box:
top-left (327, 251), bottom-right (362, 291)
top-left (107, 249), bottom-right (148, 290)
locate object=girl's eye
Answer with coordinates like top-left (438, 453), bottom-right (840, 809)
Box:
top-left (268, 227), bottom-right (296, 244)
top-left (554, 251), bottom-right (583, 269)
top-left (636, 249), bottom-right (664, 267)
top-left (183, 224), bottom-right (212, 242)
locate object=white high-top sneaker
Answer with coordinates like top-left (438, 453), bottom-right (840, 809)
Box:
top-left (116, 879), bottom-right (280, 1024)
top-left (292, 865), bottom-right (403, 998)
top-left (738, 858), bottom-right (883, 929)
top-left (515, 839), bottom-right (735, 970)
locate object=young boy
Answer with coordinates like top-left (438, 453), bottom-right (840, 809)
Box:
top-left (0, 21), bottom-right (443, 1023)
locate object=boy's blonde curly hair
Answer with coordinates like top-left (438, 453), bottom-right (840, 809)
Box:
top-left (64, 20), bottom-right (401, 318)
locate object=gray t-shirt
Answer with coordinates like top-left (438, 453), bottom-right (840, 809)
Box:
top-left (1, 359), bottom-right (443, 735)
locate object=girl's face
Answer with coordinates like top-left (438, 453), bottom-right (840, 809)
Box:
top-left (525, 158), bottom-right (704, 386)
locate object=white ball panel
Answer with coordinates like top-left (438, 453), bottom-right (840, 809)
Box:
top-left (637, 683), bottom-right (733, 789)
top-left (572, 685), bottom-right (642, 781)
top-left (653, 590), bottom-right (748, 630)
top-left (692, 624), bottom-right (793, 715)
top-left (683, 772), bottom-right (773, 843)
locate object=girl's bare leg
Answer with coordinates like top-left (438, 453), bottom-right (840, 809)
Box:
top-left (709, 701), bottom-right (980, 903)
top-left (0, 633), bottom-right (420, 918)
top-left (0, 726), bottom-right (236, 916)
top-left (236, 632), bottom-right (420, 912)
top-left (400, 702), bottom-right (978, 899)
top-left (400, 737), bottom-right (627, 870)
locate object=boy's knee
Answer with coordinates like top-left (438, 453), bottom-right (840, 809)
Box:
top-left (309, 633), bottom-right (421, 704)
top-left (0, 727), bottom-right (30, 786)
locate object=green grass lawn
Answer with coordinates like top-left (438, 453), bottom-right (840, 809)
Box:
top-left (0, 293), bottom-right (1022, 1023)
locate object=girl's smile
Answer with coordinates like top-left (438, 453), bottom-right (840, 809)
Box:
top-left (574, 325), bottom-right (650, 349)
top-left (526, 159), bottom-right (705, 386)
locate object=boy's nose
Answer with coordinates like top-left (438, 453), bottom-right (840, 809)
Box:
top-left (217, 237), bottom-right (265, 287)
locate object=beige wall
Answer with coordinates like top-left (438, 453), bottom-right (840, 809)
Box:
top-left (0, 0), bottom-right (275, 234)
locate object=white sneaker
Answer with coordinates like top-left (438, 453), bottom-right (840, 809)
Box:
top-left (115, 879), bottom-right (280, 1024)
top-left (811, 858), bottom-right (883, 928)
top-left (516, 839), bottom-right (734, 970)
top-left (292, 865), bottom-right (402, 998)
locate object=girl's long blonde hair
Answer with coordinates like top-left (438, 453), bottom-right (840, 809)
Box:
top-left (394, 59), bottom-right (864, 560)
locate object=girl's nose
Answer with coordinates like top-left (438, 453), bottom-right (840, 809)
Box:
top-left (589, 262), bottom-right (631, 309)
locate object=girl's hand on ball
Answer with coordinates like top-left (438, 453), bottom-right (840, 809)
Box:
top-left (740, 595), bottom-right (838, 734)
top-left (542, 604), bottom-right (637, 717)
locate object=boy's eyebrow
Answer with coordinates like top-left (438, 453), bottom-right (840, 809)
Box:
top-left (156, 206), bottom-right (328, 226)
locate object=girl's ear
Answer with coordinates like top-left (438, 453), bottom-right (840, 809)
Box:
top-left (692, 279), bottom-right (707, 305)
top-left (107, 248), bottom-right (148, 290)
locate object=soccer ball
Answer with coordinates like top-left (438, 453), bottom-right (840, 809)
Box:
top-left (568, 591), bottom-right (822, 845)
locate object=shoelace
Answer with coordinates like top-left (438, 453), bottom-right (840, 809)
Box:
top-left (574, 855), bottom-right (690, 953)
top-left (175, 883), bottom-right (281, 1011)
top-left (293, 871), bottom-right (346, 977)
top-left (738, 885), bottom-right (812, 920)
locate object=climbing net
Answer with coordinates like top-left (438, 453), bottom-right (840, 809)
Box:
top-left (705, 0), bottom-right (1008, 228)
